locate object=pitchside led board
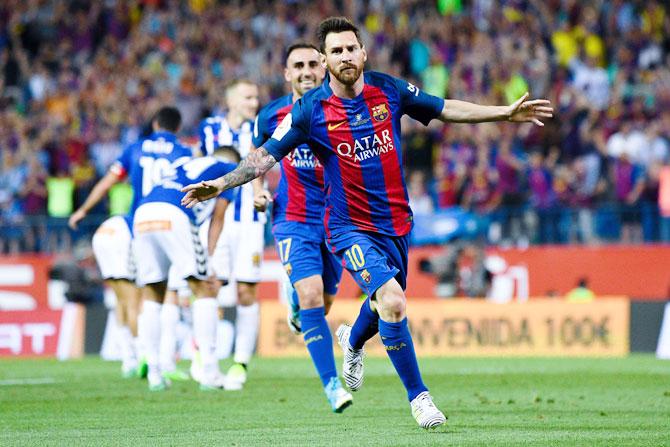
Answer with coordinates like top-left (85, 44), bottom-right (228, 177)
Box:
top-left (258, 298), bottom-right (630, 357)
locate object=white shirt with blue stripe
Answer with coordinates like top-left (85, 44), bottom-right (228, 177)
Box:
top-left (198, 115), bottom-right (265, 224)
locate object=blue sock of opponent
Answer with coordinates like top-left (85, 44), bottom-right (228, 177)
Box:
top-left (379, 317), bottom-right (428, 401)
top-left (349, 297), bottom-right (379, 350)
top-left (300, 307), bottom-right (337, 387)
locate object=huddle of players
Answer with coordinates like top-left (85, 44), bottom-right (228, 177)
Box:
top-left (70, 42), bottom-right (351, 403)
top-left (69, 80), bottom-right (266, 391)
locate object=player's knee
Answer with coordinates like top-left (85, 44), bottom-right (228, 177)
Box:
top-left (295, 278), bottom-right (324, 309)
top-left (164, 290), bottom-right (179, 305)
top-left (297, 289), bottom-right (322, 309)
top-left (237, 283), bottom-right (257, 306)
top-left (378, 289), bottom-right (406, 321)
top-left (188, 278), bottom-right (216, 299)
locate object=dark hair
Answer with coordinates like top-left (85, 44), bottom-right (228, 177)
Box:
top-left (213, 145), bottom-right (241, 163)
top-left (317, 17), bottom-right (362, 53)
top-left (285, 42), bottom-right (319, 62)
top-left (152, 106), bottom-right (182, 132)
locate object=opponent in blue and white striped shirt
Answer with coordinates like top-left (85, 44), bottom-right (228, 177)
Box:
top-left (196, 79), bottom-right (269, 390)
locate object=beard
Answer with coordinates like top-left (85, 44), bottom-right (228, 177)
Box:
top-left (330, 63), bottom-right (363, 86)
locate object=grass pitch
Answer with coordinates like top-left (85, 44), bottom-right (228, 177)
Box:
top-left (1, 355), bottom-right (669, 446)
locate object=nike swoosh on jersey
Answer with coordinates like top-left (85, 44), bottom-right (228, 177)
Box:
top-left (327, 120), bottom-right (347, 131)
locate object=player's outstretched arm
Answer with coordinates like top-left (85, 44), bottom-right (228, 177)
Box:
top-left (68, 171), bottom-right (121, 230)
top-left (181, 146), bottom-right (278, 208)
top-left (440, 92), bottom-right (553, 126)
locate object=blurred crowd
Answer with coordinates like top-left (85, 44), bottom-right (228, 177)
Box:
top-left (1, 0), bottom-right (669, 253)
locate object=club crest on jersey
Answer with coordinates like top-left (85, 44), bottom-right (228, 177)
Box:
top-left (284, 263), bottom-right (292, 276)
top-left (252, 252), bottom-right (261, 267)
top-left (371, 104), bottom-right (389, 122)
top-left (360, 269), bottom-right (371, 283)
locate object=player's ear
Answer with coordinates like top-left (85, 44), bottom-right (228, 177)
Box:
top-left (284, 67), bottom-right (291, 83)
top-left (362, 46), bottom-right (367, 63)
top-left (320, 52), bottom-right (327, 69)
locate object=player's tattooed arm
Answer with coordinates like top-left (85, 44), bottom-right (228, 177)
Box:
top-left (181, 147), bottom-right (277, 208)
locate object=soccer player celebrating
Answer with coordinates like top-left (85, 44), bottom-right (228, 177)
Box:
top-left (253, 42), bottom-right (351, 412)
top-left (197, 80), bottom-right (268, 390)
top-left (182, 17), bottom-right (553, 428)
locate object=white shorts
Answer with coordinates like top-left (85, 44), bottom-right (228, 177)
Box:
top-left (133, 202), bottom-right (209, 287)
top-left (204, 219), bottom-right (264, 283)
top-left (92, 215), bottom-right (135, 281)
top-left (167, 265), bottom-right (191, 298)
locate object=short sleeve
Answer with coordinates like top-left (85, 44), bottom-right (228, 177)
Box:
top-left (198, 120), bottom-right (216, 156)
top-left (393, 77), bottom-right (444, 126)
top-left (109, 145), bottom-right (132, 178)
top-left (252, 108), bottom-right (270, 148)
top-left (263, 98), bottom-right (310, 161)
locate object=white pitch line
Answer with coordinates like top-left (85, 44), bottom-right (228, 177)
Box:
top-left (0, 377), bottom-right (57, 386)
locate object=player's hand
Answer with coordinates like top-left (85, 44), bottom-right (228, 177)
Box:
top-left (253, 189), bottom-right (273, 212)
top-left (507, 92), bottom-right (554, 126)
top-left (181, 180), bottom-right (222, 208)
top-left (68, 209), bottom-right (86, 230)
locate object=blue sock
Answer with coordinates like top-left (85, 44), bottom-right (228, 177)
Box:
top-left (379, 318), bottom-right (428, 402)
top-left (300, 307), bottom-right (337, 387)
top-left (349, 297), bottom-right (379, 350)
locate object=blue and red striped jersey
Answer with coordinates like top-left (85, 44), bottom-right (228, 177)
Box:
top-left (253, 94), bottom-right (325, 226)
top-left (264, 71), bottom-right (443, 237)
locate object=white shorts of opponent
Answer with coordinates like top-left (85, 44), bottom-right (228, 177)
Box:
top-left (199, 218), bottom-right (264, 284)
top-left (133, 202), bottom-right (209, 287)
top-left (92, 215), bottom-right (135, 281)
top-left (167, 265), bottom-right (192, 299)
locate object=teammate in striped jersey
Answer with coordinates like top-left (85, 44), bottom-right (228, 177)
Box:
top-left (182, 17), bottom-right (552, 428)
top-left (253, 43), bottom-right (350, 412)
top-left (197, 80), bottom-right (269, 390)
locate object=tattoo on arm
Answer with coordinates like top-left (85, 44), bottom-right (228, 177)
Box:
top-left (219, 147), bottom-right (277, 191)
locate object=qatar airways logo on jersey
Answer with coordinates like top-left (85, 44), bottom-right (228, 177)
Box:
top-left (336, 129), bottom-right (394, 162)
top-left (287, 147), bottom-right (321, 169)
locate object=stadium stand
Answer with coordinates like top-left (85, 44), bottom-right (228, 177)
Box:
top-left (0, 0), bottom-right (669, 253)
